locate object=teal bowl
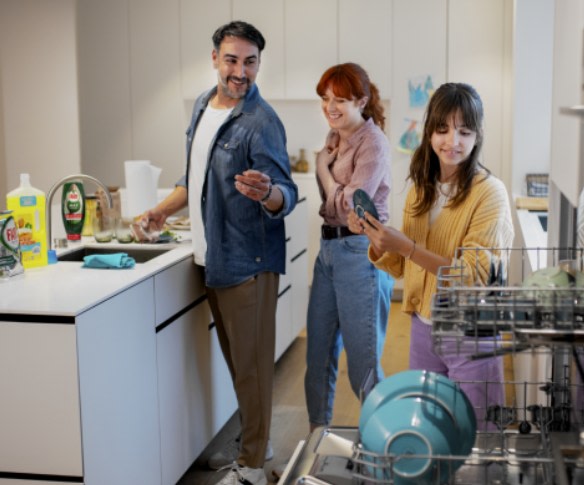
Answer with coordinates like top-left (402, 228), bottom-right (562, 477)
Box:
top-left (361, 396), bottom-right (456, 484)
top-left (359, 370), bottom-right (476, 457)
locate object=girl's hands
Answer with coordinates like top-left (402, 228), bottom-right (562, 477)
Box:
top-left (354, 211), bottom-right (414, 259)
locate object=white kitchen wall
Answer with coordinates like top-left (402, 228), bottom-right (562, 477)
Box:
top-left (0, 0), bottom-right (551, 217)
top-left (0, 0), bottom-right (81, 198)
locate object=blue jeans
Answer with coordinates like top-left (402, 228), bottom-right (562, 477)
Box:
top-left (304, 235), bottom-right (393, 426)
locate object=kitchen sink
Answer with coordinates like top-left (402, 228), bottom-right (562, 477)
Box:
top-left (57, 245), bottom-right (172, 263)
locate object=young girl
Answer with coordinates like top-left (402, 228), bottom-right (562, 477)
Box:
top-left (348, 82), bottom-right (514, 429)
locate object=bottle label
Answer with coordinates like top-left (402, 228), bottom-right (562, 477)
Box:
top-left (64, 184), bottom-right (84, 223)
top-left (0, 211), bottom-right (24, 278)
top-left (62, 182), bottom-right (85, 241)
top-left (19, 195), bottom-right (37, 207)
top-left (14, 213), bottom-right (41, 264)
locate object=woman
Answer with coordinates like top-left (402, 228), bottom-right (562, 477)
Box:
top-left (304, 63), bottom-right (394, 431)
top-left (348, 82), bottom-right (514, 430)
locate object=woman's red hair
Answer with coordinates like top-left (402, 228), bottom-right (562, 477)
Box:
top-left (316, 63), bottom-right (385, 130)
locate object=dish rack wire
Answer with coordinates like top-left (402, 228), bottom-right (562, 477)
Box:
top-left (348, 247), bottom-right (584, 484)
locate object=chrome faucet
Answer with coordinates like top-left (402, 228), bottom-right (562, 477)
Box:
top-left (46, 174), bottom-right (113, 250)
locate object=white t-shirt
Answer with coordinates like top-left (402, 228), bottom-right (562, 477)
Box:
top-left (188, 105), bottom-right (233, 266)
top-left (418, 182), bottom-right (453, 325)
top-left (430, 182), bottom-right (452, 225)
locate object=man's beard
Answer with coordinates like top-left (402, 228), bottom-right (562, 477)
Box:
top-left (218, 75), bottom-right (250, 99)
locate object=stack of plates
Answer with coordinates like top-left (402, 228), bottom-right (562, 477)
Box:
top-left (359, 370), bottom-right (476, 484)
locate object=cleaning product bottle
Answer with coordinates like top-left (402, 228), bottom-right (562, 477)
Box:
top-left (6, 173), bottom-right (48, 268)
top-left (61, 181), bottom-right (86, 241)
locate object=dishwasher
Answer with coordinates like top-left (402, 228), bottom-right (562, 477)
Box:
top-left (279, 246), bottom-right (584, 485)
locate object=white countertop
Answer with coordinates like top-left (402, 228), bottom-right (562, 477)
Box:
top-left (0, 235), bottom-right (195, 318)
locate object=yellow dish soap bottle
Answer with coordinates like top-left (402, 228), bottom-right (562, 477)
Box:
top-left (6, 173), bottom-right (48, 268)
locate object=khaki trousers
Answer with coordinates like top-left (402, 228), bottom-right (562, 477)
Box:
top-left (206, 272), bottom-right (279, 468)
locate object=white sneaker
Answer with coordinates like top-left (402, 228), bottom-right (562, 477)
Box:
top-left (208, 436), bottom-right (274, 470)
top-left (215, 464), bottom-right (267, 485)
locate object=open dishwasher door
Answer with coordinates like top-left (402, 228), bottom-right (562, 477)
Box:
top-left (279, 427), bottom-right (358, 485)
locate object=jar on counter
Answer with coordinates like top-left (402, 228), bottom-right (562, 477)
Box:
top-left (82, 195), bottom-right (97, 237)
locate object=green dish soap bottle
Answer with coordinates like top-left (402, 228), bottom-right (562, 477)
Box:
top-left (62, 181), bottom-right (86, 241)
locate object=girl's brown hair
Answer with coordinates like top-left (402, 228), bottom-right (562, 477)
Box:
top-left (316, 63), bottom-right (385, 130)
top-left (409, 82), bottom-right (489, 216)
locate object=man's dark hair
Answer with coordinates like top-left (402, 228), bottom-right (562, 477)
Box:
top-left (212, 20), bottom-right (266, 52)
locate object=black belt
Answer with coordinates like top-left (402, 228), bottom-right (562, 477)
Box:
top-left (321, 225), bottom-right (355, 240)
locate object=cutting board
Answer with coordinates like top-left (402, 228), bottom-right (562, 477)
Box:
top-left (515, 196), bottom-right (548, 211)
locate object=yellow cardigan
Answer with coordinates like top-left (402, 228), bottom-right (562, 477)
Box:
top-left (370, 173), bottom-right (515, 319)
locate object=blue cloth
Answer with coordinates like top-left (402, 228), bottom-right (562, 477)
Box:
top-left (175, 84), bottom-right (298, 288)
top-left (304, 235), bottom-right (394, 426)
top-left (82, 253), bottom-right (136, 269)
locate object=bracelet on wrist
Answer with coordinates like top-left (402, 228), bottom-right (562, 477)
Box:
top-left (261, 181), bottom-right (273, 203)
top-left (405, 240), bottom-right (416, 260)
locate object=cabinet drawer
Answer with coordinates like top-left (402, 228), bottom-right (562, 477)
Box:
top-left (154, 257), bottom-right (205, 326)
top-left (286, 198), bottom-right (308, 260)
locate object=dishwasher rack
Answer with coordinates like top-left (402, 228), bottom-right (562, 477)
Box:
top-left (426, 246), bottom-right (584, 484)
top-left (284, 247), bottom-right (584, 485)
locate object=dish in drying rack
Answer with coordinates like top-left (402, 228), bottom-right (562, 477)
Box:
top-left (359, 370), bottom-right (476, 458)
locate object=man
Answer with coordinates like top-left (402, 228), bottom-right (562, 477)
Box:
top-left (139, 21), bottom-right (297, 485)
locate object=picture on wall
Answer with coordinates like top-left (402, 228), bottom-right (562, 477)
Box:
top-left (408, 74), bottom-right (434, 108)
top-left (398, 118), bottom-right (422, 155)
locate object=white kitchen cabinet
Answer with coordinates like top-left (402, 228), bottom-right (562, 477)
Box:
top-left (0, 481), bottom-right (82, 485)
top-left (75, 278), bottom-right (161, 485)
top-left (154, 256), bottom-right (204, 326)
top-left (276, 279), bottom-right (293, 360)
top-left (338, 0), bottom-right (392, 99)
top-left (292, 173), bottom-right (320, 284)
top-left (390, 0), bottom-right (447, 233)
top-left (448, 0), bottom-right (510, 183)
top-left (233, 0), bottom-right (286, 100)
top-left (157, 300), bottom-right (236, 485)
top-left (550, 0), bottom-right (584, 208)
top-left (290, 249), bottom-right (309, 337)
top-left (128, 0), bottom-right (185, 178)
top-left (0, 322), bottom-right (83, 477)
top-left (276, 196), bottom-right (309, 358)
top-left (179, 0), bottom-right (231, 100)
top-left (284, 0), bottom-right (337, 99)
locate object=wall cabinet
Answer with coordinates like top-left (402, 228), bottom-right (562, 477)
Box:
top-left (179, 0), bottom-right (231, 100)
top-left (550, 0), bottom-right (584, 208)
top-left (233, 0), bottom-right (286, 100)
top-left (178, 0), bottom-right (392, 100)
top-left (338, 0), bottom-right (392, 99)
top-left (284, 0), bottom-right (337, 99)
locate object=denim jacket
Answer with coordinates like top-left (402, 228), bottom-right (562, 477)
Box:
top-left (176, 84), bottom-right (298, 288)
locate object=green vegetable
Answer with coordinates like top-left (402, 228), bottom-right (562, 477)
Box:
top-left (160, 229), bottom-right (178, 241)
